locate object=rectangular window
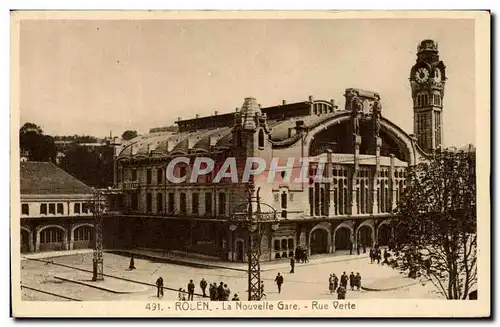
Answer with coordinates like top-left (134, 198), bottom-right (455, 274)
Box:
top-left (180, 193), bottom-right (186, 214)
top-left (281, 192), bottom-right (287, 209)
top-left (74, 203), bottom-right (81, 214)
top-left (168, 193), bottom-right (175, 213)
top-left (49, 203), bottom-right (56, 214)
top-left (192, 193), bottom-right (199, 215)
top-left (218, 193), bottom-right (226, 215)
top-left (22, 204), bottom-right (29, 215)
top-left (131, 170), bottom-right (137, 181)
top-left (82, 202), bottom-right (89, 214)
top-left (146, 193), bottom-right (152, 212)
top-left (309, 188), bottom-right (314, 216)
top-left (57, 203), bottom-right (64, 214)
top-left (205, 192), bottom-right (212, 215)
top-left (157, 168), bottom-right (163, 184)
top-left (156, 193), bottom-right (163, 213)
top-left (146, 169), bottom-right (152, 185)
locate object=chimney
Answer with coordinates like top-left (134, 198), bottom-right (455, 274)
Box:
top-left (309, 95), bottom-right (314, 102)
top-left (177, 117), bottom-right (181, 122)
top-left (282, 100), bottom-right (287, 105)
top-left (195, 114), bottom-right (200, 119)
top-left (214, 111), bottom-right (218, 116)
top-left (330, 99), bottom-right (337, 112)
top-left (235, 107), bottom-right (239, 112)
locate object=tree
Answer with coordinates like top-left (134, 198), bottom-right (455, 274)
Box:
top-left (20, 122), bottom-right (56, 162)
top-left (122, 130), bottom-right (138, 141)
top-left (391, 148), bottom-right (477, 300)
top-left (59, 144), bottom-right (114, 188)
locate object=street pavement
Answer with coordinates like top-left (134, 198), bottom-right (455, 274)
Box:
top-left (21, 252), bottom-right (442, 301)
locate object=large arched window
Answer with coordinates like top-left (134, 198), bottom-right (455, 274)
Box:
top-left (40, 227), bottom-right (64, 243)
top-left (74, 225), bottom-right (92, 241)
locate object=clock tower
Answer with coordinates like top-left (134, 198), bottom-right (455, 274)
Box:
top-left (410, 39), bottom-right (446, 152)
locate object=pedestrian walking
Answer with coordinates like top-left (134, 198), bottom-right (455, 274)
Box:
top-left (200, 278), bottom-right (208, 297)
top-left (209, 283), bottom-right (216, 301)
top-left (357, 241), bottom-right (361, 255)
top-left (260, 281), bottom-right (267, 299)
top-left (275, 273), bottom-right (284, 294)
top-left (349, 272), bottom-right (356, 291)
top-left (187, 279), bottom-right (195, 301)
top-left (329, 274), bottom-right (334, 294)
top-left (376, 248), bottom-right (381, 264)
top-left (363, 243), bottom-right (367, 254)
top-left (369, 248), bottom-right (374, 263)
top-left (383, 249), bottom-right (390, 265)
top-left (340, 271), bottom-right (348, 289)
top-left (178, 288), bottom-right (183, 301)
top-left (217, 282), bottom-right (225, 301)
top-left (290, 256), bottom-right (295, 273)
top-left (349, 241), bottom-right (353, 255)
top-left (223, 284), bottom-right (230, 301)
top-left (156, 277), bottom-right (164, 298)
top-left (355, 272), bottom-right (362, 291)
top-left (333, 274), bottom-right (339, 292)
top-left (337, 285), bottom-right (346, 300)
top-left (129, 254), bottom-right (136, 270)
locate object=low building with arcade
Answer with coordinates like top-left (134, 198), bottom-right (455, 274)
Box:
top-left (19, 162), bottom-right (97, 253)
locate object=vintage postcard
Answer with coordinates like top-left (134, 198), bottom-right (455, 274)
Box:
top-left (11, 10), bottom-right (490, 318)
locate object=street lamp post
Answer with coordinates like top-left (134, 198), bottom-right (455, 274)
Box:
top-left (231, 186), bottom-right (278, 301)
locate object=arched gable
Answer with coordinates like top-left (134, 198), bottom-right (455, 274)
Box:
top-left (303, 112), bottom-right (418, 165)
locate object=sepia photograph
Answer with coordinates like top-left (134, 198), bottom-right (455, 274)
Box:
top-left (10, 10), bottom-right (490, 318)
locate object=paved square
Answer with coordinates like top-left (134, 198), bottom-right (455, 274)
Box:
top-left (21, 252), bottom-right (441, 301)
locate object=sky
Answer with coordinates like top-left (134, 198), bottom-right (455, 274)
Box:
top-left (19, 18), bottom-right (475, 147)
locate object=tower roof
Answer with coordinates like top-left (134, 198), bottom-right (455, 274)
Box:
top-left (240, 97), bottom-right (260, 116)
top-left (418, 39), bottom-right (438, 53)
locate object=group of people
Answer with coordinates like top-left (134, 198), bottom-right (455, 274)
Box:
top-left (175, 278), bottom-right (239, 301)
top-left (294, 246), bottom-right (309, 263)
top-left (329, 272), bottom-right (362, 299)
top-left (369, 245), bottom-right (391, 265)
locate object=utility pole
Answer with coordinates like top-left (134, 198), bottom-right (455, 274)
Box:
top-left (92, 189), bottom-right (104, 281)
top-left (231, 186), bottom-right (278, 301)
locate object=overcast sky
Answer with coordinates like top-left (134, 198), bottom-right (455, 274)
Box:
top-left (19, 18), bottom-right (475, 147)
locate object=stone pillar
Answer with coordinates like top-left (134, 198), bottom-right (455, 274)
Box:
top-left (35, 227), bottom-right (40, 253)
top-left (188, 221), bottom-right (194, 249)
top-left (352, 135), bottom-right (361, 215)
top-left (69, 225), bottom-right (74, 250)
top-left (389, 155), bottom-right (397, 211)
top-left (227, 228), bottom-right (233, 261)
top-left (372, 137), bottom-right (381, 214)
top-left (374, 220), bottom-right (379, 246)
top-left (325, 150), bottom-right (333, 216)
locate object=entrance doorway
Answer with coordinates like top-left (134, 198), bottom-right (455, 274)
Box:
top-left (378, 224), bottom-right (392, 246)
top-left (357, 225), bottom-right (373, 248)
top-left (335, 227), bottom-right (351, 250)
top-left (21, 230), bottom-right (30, 253)
top-left (310, 228), bottom-right (328, 254)
top-left (235, 240), bottom-right (244, 262)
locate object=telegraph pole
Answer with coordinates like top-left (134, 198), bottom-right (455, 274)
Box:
top-left (231, 186), bottom-right (278, 301)
top-left (92, 189), bottom-right (104, 281)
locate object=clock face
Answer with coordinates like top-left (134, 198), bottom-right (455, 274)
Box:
top-left (415, 67), bottom-right (430, 83)
top-left (433, 68), bottom-right (442, 82)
